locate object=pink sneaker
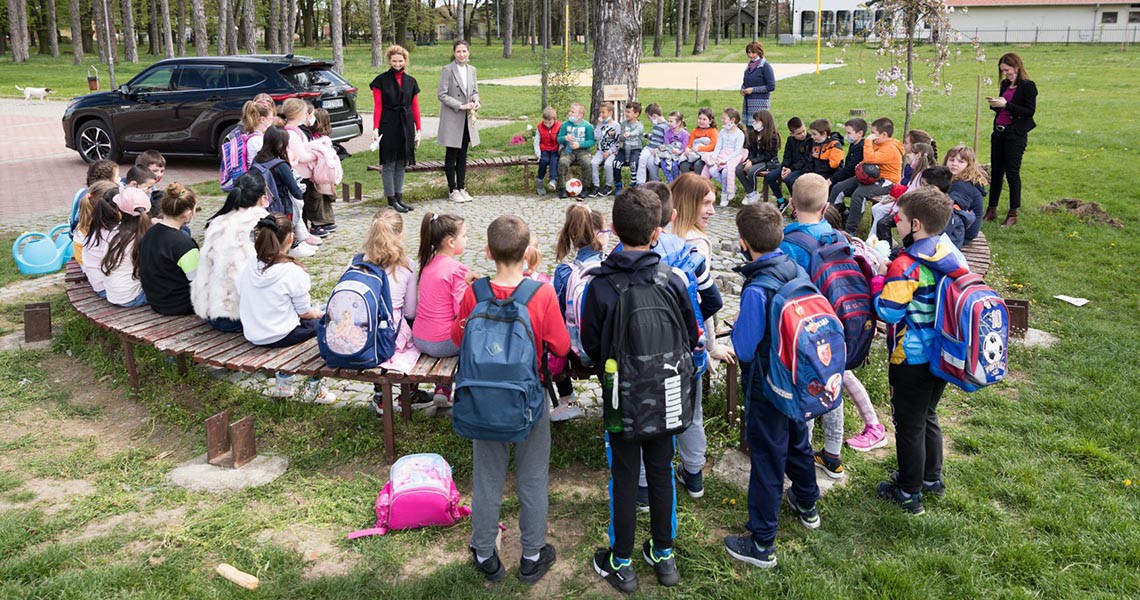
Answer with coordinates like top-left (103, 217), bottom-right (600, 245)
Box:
top-left (846, 424), bottom-right (888, 452)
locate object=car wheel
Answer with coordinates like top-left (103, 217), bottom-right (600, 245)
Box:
top-left (76, 120), bottom-right (120, 164)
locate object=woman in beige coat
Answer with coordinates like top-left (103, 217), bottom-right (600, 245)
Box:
top-left (437, 40), bottom-right (481, 203)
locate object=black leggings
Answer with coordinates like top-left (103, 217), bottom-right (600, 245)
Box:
top-left (444, 121), bottom-right (472, 191)
top-left (989, 129), bottom-right (1028, 212)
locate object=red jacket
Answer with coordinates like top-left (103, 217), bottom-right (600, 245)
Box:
top-left (451, 279), bottom-right (570, 376)
top-left (537, 120), bottom-right (561, 153)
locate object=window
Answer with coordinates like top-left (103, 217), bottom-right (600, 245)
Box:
top-left (1130, 11), bottom-right (1140, 23)
top-left (853, 10), bottom-right (872, 35)
top-left (285, 68), bottom-right (349, 90)
top-left (837, 11), bottom-right (852, 36)
top-left (801, 11), bottom-right (817, 35)
top-left (227, 67), bottom-right (267, 89)
top-left (175, 65), bottom-right (226, 90)
top-left (1101, 11), bottom-right (1118, 23)
top-left (129, 66), bottom-right (175, 93)
top-left (821, 11), bottom-right (836, 37)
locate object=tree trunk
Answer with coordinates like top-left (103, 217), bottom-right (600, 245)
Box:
top-left (768, 0), bottom-right (777, 37)
top-left (218, 0), bottom-right (229, 54)
top-left (241, 0), bottom-right (256, 54)
top-left (456, 0), bottom-right (464, 41)
top-left (93, 0), bottom-right (109, 63)
top-left (692, 0), bottom-right (710, 54)
top-left (369, 0), bottom-right (382, 65)
top-left (502, 0), bottom-right (513, 56)
top-left (45, 0), bottom-right (59, 56)
top-left (267, 0), bottom-right (278, 52)
top-left (904, 27), bottom-right (914, 135)
top-left (226, 0), bottom-right (238, 53)
top-left (120, 0), bottom-right (138, 62)
top-left (284, 0), bottom-right (297, 51)
top-left (160, 0), bottom-right (173, 56)
top-left (714, 0), bottom-right (721, 45)
top-left (674, 0), bottom-right (681, 56)
top-left (69, 0), bottom-right (84, 63)
top-left (191, 0), bottom-right (206, 54)
top-left (484, 0), bottom-right (492, 46)
top-left (542, 0), bottom-right (549, 49)
top-left (148, 0), bottom-right (158, 53)
top-left (591, 0), bottom-right (641, 120)
top-left (302, 0), bottom-right (313, 46)
top-left (393, 0), bottom-right (408, 46)
top-left (583, 0), bottom-right (590, 52)
top-left (652, 0), bottom-right (662, 56)
top-left (8, 0), bottom-right (28, 61)
top-left (176, 0), bottom-right (186, 55)
top-left (331, 0), bottom-right (343, 71)
top-left (680, 0), bottom-right (688, 44)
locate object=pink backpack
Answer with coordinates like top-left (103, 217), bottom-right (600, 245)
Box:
top-left (309, 138), bottom-right (344, 195)
top-left (347, 453), bottom-right (471, 538)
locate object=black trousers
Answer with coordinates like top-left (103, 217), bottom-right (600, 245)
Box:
top-left (989, 129), bottom-right (1028, 212)
top-left (262, 318), bottom-right (320, 349)
top-left (889, 363), bottom-right (948, 494)
top-left (606, 431), bottom-right (675, 559)
top-left (445, 121), bottom-right (472, 191)
top-left (735, 162), bottom-right (768, 194)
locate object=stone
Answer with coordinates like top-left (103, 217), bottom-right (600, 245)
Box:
top-left (1018, 327), bottom-right (1059, 350)
top-left (167, 454), bottom-right (288, 493)
top-left (711, 448), bottom-right (846, 497)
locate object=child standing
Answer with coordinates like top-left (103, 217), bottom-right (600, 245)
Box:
top-left (412, 212), bottom-right (472, 408)
top-left (281, 98), bottom-right (323, 248)
top-left (872, 187), bottom-right (962, 514)
top-left (680, 108), bottom-right (718, 175)
top-left (303, 108), bottom-right (342, 233)
top-left (636, 103), bottom-right (668, 185)
top-left (723, 203), bottom-right (821, 569)
top-left (613, 101), bottom-right (644, 193)
top-left (764, 117), bottom-right (811, 211)
top-left (534, 107), bottom-right (561, 196)
top-left (658, 112), bottom-right (689, 183)
top-left (590, 102), bottom-right (620, 197)
top-left (243, 99), bottom-right (274, 167)
top-left (251, 126), bottom-right (317, 258)
top-left (736, 110), bottom-right (780, 205)
top-left (704, 108), bottom-right (747, 207)
top-left (138, 183), bottom-right (200, 316)
top-left (582, 188), bottom-right (701, 593)
top-left (102, 188), bottom-right (153, 308)
top-left (557, 102), bottom-right (596, 199)
top-left (805, 119), bottom-right (845, 181)
top-left (452, 215), bottom-right (570, 585)
top-left (828, 117), bottom-right (904, 234)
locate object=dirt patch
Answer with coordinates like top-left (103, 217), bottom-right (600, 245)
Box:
top-left (0, 478), bottom-right (96, 514)
top-left (396, 536), bottom-right (469, 581)
top-left (1042, 198), bottom-right (1125, 228)
top-left (71, 507), bottom-right (188, 543)
top-left (255, 525), bottom-right (361, 579)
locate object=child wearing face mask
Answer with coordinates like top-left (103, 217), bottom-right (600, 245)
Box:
top-left (704, 108), bottom-right (747, 207)
top-left (736, 109), bottom-right (781, 205)
top-left (829, 118), bottom-right (867, 187)
top-left (636, 103), bottom-right (669, 185)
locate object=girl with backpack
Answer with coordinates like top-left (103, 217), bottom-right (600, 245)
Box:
top-left (138, 183), bottom-right (200, 316)
top-left (360, 208), bottom-right (423, 392)
top-left (101, 188), bottom-right (153, 307)
top-left (550, 205), bottom-right (609, 422)
top-left (76, 181), bottom-right (121, 297)
top-left (191, 171), bottom-right (270, 332)
top-left (236, 214), bottom-right (335, 403)
top-left (242, 100), bottom-right (273, 168)
top-left (251, 126), bottom-right (319, 258)
top-left (411, 212), bottom-right (471, 410)
top-left (281, 99), bottom-right (325, 250)
top-left (302, 109), bottom-right (341, 237)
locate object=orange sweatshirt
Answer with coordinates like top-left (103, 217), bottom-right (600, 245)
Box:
top-left (686, 126), bottom-right (718, 153)
top-left (862, 136), bottom-right (905, 183)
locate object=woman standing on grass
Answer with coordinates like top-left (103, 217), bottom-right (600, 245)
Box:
top-left (370, 45), bottom-right (422, 215)
top-left (985, 52), bottom-right (1037, 227)
top-left (740, 41), bottom-right (777, 116)
top-left (437, 40), bottom-right (482, 204)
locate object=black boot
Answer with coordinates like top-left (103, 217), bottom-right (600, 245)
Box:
top-left (395, 193), bottom-right (413, 212)
top-left (387, 196), bottom-right (409, 213)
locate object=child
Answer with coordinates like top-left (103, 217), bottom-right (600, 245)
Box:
top-left (806, 119), bottom-right (844, 181)
top-left (680, 108), bottom-right (717, 175)
top-left (412, 212), bottom-right (471, 408)
top-left (658, 111), bottom-right (689, 183)
top-left (872, 141), bottom-right (937, 245)
top-left (303, 108), bottom-right (340, 234)
top-left (635, 103), bottom-right (668, 185)
top-left (237, 213), bottom-right (335, 402)
top-left (250, 126), bottom-right (315, 257)
top-left (764, 117), bottom-right (810, 211)
top-left (135, 150), bottom-right (167, 217)
top-left (901, 129), bottom-right (937, 185)
top-left (582, 188), bottom-right (700, 593)
top-left (723, 202), bottom-right (821, 569)
top-left (101, 188), bottom-right (153, 308)
top-left (704, 108), bottom-right (747, 207)
top-left (736, 109), bottom-right (780, 205)
top-left (557, 102), bottom-right (596, 199)
top-left (872, 187), bottom-right (962, 515)
top-left (243, 99), bottom-right (275, 165)
top-left (551, 205), bottom-right (609, 422)
top-left (72, 165), bottom-right (120, 265)
top-left (612, 101), bottom-right (644, 194)
top-left (828, 117), bottom-right (904, 234)
top-left (534, 106), bottom-right (561, 195)
top-left (590, 102), bottom-right (620, 197)
top-left (138, 183), bottom-right (200, 316)
top-left (122, 165), bottom-right (157, 199)
top-left (452, 215), bottom-right (569, 585)
top-left (523, 243), bottom-right (551, 285)
top-left (829, 118), bottom-right (867, 186)
top-left (281, 98), bottom-right (323, 248)
top-left (76, 181), bottom-right (122, 295)
top-left (944, 144), bottom-right (988, 246)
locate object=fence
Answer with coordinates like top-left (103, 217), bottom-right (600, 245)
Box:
top-left (954, 26), bottom-right (1140, 45)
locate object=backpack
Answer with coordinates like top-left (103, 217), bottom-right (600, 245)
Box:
top-left (610, 263), bottom-right (696, 440)
top-left (346, 453), bottom-right (471, 538)
top-left (317, 255), bottom-right (398, 369)
top-left (453, 278), bottom-right (554, 442)
top-left (219, 130), bottom-right (251, 192)
top-left (309, 139), bottom-right (344, 189)
top-left (945, 202), bottom-right (976, 249)
top-left (926, 267), bottom-right (1009, 392)
top-left (744, 272), bottom-right (846, 422)
top-left (249, 158), bottom-right (290, 216)
top-left (563, 255), bottom-right (604, 367)
top-left (783, 230), bottom-right (875, 369)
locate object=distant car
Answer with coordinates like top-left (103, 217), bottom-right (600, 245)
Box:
top-left (63, 55), bottom-right (363, 164)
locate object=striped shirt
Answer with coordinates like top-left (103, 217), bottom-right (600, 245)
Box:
top-left (873, 237), bottom-right (965, 365)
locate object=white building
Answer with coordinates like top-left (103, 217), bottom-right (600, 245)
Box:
top-left (947, 0), bottom-right (1139, 43)
top-left (788, 0), bottom-right (889, 38)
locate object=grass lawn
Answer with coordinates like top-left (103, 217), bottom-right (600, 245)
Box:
top-left (2, 39), bottom-right (1140, 598)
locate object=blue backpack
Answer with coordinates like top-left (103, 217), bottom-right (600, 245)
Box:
top-left (317, 255), bottom-right (397, 369)
top-left (783, 230), bottom-right (875, 369)
top-left (651, 234), bottom-right (709, 374)
top-left (926, 268), bottom-right (1009, 392)
top-left (453, 278), bottom-right (554, 442)
top-left (743, 272), bottom-right (846, 422)
top-left (249, 158), bottom-right (290, 215)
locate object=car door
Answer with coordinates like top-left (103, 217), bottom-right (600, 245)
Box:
top-left (167, 64), bottom-right (229, 153)
top-left (112, 64), bottom-right (180, 153)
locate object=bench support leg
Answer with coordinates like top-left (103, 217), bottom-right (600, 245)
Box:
top-left (381, 381), bottom-right (396, 463)
top-left (400, 383), bottom-right (413, 423)
top-left (122, 336), bottom-right (139, 394)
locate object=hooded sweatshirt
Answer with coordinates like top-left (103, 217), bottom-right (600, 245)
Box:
top-left (862, 135), bottom-right (906, 184)
top-left (949, 181), bottom-right (987, 243)
top-left (780, 135), bottom-right (811, 171)
top-left (807, 132), bottom-right (845, 178)
top-left (236, 257), bottom-right (313, 345)
top-left (831, 138), bottom-right (864, 184)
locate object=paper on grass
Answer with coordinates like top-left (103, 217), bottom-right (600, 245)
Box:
top-left (1054, 295), bottom-right (1090, 307)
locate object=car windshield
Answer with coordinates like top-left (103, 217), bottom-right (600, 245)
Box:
top-left (286, 68), bottom-right (347, 90)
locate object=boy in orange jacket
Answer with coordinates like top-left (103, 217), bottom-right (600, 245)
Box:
top-left (827, 117), bottom-right (905, 235)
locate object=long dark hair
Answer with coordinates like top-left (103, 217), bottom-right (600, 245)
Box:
top-left (254, 125), bottom-right (289, 164)
top-left (253, 214), bottom-right (297, 272)
top-left (84, 183), bottom-right (121, 249)
top-left (208, 171), bottom-right (266, 226)
top-left (749, 109), bottom-right (780, 153)
top-left (102, 210), bottom-right (152, 278)
top-left (417, 212), bottom-right (464, 276)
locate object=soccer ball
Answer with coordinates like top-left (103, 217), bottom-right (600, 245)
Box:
top-left (565, 178), bottom-right (583, 197)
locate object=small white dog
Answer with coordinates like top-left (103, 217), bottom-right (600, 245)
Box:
top-left (16, 86), bottom-right (53, 103)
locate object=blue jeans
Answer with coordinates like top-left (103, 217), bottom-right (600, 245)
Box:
top-left (613, 148), bottom-right (641, 189)
top-left (208, 317), bottom-right (243, 333)
top-left (745, 389), bottom-right (819, 546)
top-left (119, 291), bottom-right (148, 307)
top-left (537, 150), bottom-right (559, 183)
top-left (764, 169), bottom-right (802, 199)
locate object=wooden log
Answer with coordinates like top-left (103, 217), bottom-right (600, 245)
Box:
top-left (215, 563), bottom-right (259, 590)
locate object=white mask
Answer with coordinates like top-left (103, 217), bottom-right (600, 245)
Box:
top-left (752, 122), bottom-right (763, 132)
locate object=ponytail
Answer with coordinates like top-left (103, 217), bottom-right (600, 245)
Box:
top-left (417, 212), bottom-right (464, 275)
top-left (253, 214), bottom-right (295, 272)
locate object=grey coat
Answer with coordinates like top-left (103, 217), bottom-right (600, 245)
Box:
top-left (436, 61), bottom-right (481, 149)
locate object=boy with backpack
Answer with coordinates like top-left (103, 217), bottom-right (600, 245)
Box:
top-left (581, 188), bottom-right (701, 593)
top-left (871, 187), bottom-right (965, 515)
top-left (724, 202), bottom-right (845, 569)
top-left (450, 215), bottom-right (569, 584)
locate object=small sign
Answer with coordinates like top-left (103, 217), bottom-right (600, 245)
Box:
top-left (603, 85), bottom-right (629, 102)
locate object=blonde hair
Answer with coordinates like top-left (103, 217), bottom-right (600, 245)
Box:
top-left (524, 240), bottom-right (543, 273)
top-left (386, 44), bottom-right (410, 62)
top-left (599, 102), bottom-right (614, 116)
top-left (280, 98), bottom-right (308, 123)
top-left (943, 144), bottom-right (989, 187)
top-left (791, 173), bottom-right (829, 214)
top-left (241, 100), bottom-right (273, 133)
top-left (670, 173), bottom-right (712, 238)
top-left (363, 208), bottom-right (411, 282)
top-left (568, 102), bottom-right (585, 116)
top-left (541, 106), bottom-right (557, 120)
top-left (77, 180), bottom-right (120, 235)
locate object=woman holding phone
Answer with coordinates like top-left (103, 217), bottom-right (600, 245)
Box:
top-left (985, 52), bottom-right (1037, 227)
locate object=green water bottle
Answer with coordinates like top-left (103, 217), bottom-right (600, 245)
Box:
top-left (603, 359), bottom-right (622, 433)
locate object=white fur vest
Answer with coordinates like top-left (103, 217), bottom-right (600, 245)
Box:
top-left (190, 206), bottom-right (269, 321)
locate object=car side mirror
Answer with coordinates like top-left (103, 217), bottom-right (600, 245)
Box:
top-left (118, 84), bottom-right (132, 97)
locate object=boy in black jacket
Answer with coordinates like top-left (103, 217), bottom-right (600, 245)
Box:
top-left (829, 118), bottom-right (866, 186)
top-left (581, 187), bottom-right (701, 594)
top-left (764, 117), bottom-right (810, 211)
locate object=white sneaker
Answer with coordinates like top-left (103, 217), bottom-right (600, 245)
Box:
top-left (459, 188), bottom-right (474, 202)
top-left (550, 403), bottom-right (585, 422)
top-left (270, 374), bottom-right (295, 398)
top-left (742, 191), bottom-right (759, 205)
top-left (449, 189), bottom-right (470, 203)
top-left (289, 242), bottom-right (318, 258)
top-left (301, 377), bottom-right (337, 404)
top-left (719, 193), bottom-right (731, 207)
top-left (547, 179), bottom-right (558, 191)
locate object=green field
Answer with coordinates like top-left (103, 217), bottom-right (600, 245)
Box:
top-left (2, 39), bottom-right (1140, 598)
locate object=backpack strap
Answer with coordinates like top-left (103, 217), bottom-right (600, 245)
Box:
top-left (781, 229), bottom-right (817, 255)
top-left (651, 262), bottom-right (672, 288)
top-left (472, 277), bottom-right (494, 303)
top-left (510, 277), bottom-right (543, 306)
top-left (346, 526), bottom-right (387, 539)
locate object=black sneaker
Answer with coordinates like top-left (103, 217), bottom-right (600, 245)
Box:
top-left (310, 225), bottom-right (332, 238)
top-left (636, 485), bottom-right (650, 513)
top-left (470, 547), bottom-right (507, 582)
top-left (558, 188), bottom-right (568, 199)
top-left (723, 535), bottom-right (776, 569)
top-left (518, 543), bottom-right (556, 584)
top-left (676, 467), bottom-right (704, 499)
top-left (599, 185), bottom-right (614, 196)
top-left (642, 540), bottom-right (679, 587)
top-left (889, 471), bottom-right (946, 497)
top-left (593, 548), bottom-right (638, 594)
top-left (324, 223), bottom-right (338, 232)
top-left (784, 487), bottom-right (821, 529)
top-left (584, 186), bottom-right (598, 198)
top-left (876, 481), bottom-right (925, 515)
top-left (814, 449), bottom-right (846, 480)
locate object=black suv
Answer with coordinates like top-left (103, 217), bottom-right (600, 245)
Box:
top-left (63, 55), bottom-right (363, 163)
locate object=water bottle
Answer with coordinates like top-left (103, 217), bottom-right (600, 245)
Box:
top-left (603, 359), bottom-right (622, 433)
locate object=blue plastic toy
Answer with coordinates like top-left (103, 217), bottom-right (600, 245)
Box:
top-left (13, 226), bottom-right (70, 275)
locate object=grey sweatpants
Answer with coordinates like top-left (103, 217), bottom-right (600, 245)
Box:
top-left (807, 401), bottom-right (845, 456)
top-left (470, 403), bottom-right (551, 557)
top-left (381, 161), bottom-right (407, 197)
top-left (640, 377), bottom-right (705, 487)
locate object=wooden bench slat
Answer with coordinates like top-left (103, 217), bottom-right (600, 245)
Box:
top-left (429, 356), bottom-right (459, 380)
top-left (154, 326), bottom-right (229, 353)
top-left (205, 339), bottom-right (269, 369)
top-left (193, 335), bottom-right (255, 365)
top-left (269, 339), bottom-right (321, 372)
top-left (223, 344), bottom-right (282, 371)
top-left (112, 310), bottom-right (174, 334)
top-left (409, 355), bottom-right (439, 378)
top-left (256, 339), bottom-right (319, 372)
top-left (292, 353), bottom-right (328, 378)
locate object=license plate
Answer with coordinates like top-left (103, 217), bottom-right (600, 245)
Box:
top-left (323, 98), bottom-right (344, 109)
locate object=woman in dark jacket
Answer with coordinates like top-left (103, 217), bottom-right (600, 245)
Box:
top-left (741, 40), bottom-right (777, 116)
top-left (986, 52), bottom-right (1037, 227)
top-left (370, 45), bottom-right (422, 214)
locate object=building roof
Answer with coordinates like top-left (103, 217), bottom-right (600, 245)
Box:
top-left (948, 0), bottom-right (1114, 6)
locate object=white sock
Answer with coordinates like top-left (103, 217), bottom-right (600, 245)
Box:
top-left (523, 551), bottom-right (540, 562)
top-left (476, 552), bottom-right (491, 564)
